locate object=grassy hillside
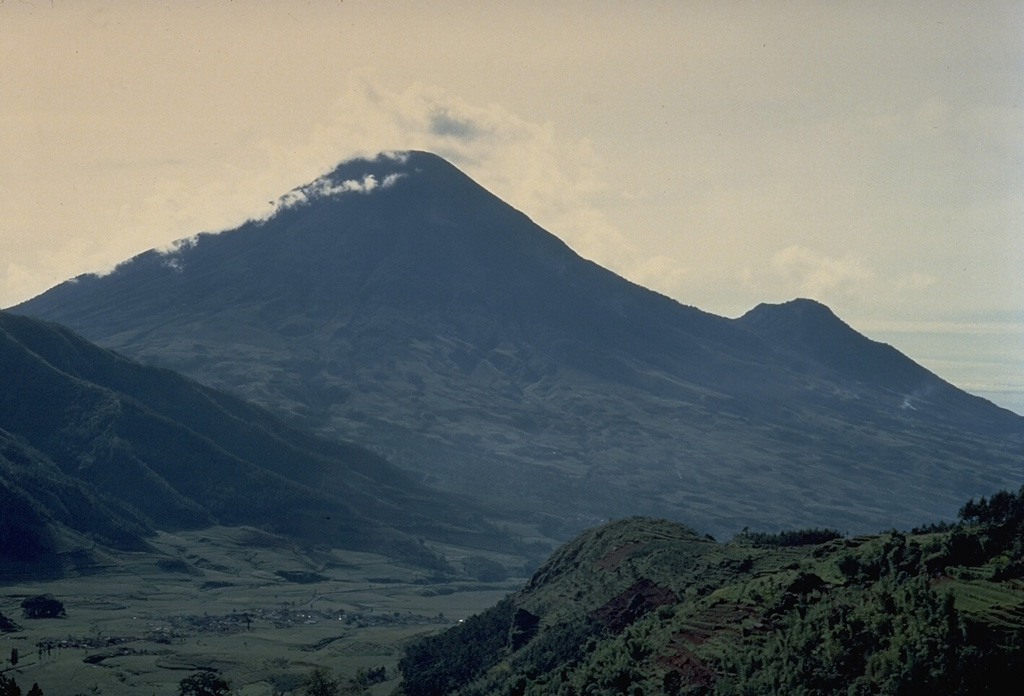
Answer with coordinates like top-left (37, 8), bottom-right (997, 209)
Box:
top-left (397, 488), bottom-right (1024, 695)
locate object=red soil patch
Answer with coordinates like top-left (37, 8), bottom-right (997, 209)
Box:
top-left (591, 578), bottom-right (678, 632)
top-left (659, 602), bottom-right (762, 687)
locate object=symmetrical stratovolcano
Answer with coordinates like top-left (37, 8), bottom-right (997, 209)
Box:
top-left (13, 151), bottom-right (1023, 537)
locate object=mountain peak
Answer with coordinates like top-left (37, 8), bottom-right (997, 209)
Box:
top-left (737, 298), bottom-right (943, 395)
top-left (739, 298), bottom-right (841, 327)
top-left (269, 150), bottom-right (459, 211)
top-left (737, 298), bottom-right (868, 352)
top-left (307, 150), bottom-right (452, 186)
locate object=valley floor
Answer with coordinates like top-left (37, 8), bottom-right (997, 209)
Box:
top-left (0, 527), bottom-right (523, 696)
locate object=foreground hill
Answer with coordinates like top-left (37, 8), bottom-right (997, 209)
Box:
top-left (397, 489), bottom-right (1024, 695)
top-left (0, 311), bottom-right (507, 579)
top-left (12, 151), bottom-right (1024, 536)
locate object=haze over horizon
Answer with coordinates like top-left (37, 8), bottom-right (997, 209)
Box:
top-left (2, 1), bottom-right (1021, 414)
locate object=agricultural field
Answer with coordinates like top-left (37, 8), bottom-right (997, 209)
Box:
top-left (0, 526), bottom-right (524, 696)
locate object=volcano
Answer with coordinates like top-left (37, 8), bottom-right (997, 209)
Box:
top-left (13, 151), bottom-right (1023, 537)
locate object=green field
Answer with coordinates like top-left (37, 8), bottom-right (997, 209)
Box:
top-left (0, 527), bottom-right (524, 696)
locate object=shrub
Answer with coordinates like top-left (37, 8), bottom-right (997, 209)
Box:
top-left (21, 595), bottom-right (65, 619)
top-left (177, 671), bottom-right (231, 696)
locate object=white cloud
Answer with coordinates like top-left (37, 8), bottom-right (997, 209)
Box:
top-left (756, 245), bottom-right (874, 301)
top-left (157, 235), bottom-right (201, 255)
top-left (734, 245), bottom-right (949, 319)
top-left (270, 171), bottom-right (405, 213)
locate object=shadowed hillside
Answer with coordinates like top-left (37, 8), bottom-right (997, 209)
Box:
top-left (0, 311), bottom-right (511, 579)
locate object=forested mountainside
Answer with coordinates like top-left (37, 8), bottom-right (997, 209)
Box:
top-left (397, 488), bottom-right (1024, 695)
top-left (0, 311), bottom-right (510, 579)
top-left (14, 151), bottom-right (1024, 538)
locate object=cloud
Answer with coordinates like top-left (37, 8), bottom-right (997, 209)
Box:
top-left (428, 109), bottom-right (482, 140)
top-left (152, 234), bottom-right (201, 273)
top-left (270, 171), bottom-right (405, 213)
top-left (157, 235), bottom-right (201, 255)
top-left (0, 69), bottom-right (645, 308)
top-left (761, 244), bottom-right (873, 300)
top-left (267, 72), bottom-right (643, 275)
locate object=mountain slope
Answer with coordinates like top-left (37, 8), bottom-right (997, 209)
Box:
top-left (0, 429), bottom-right (152, 579)
top-left (0, 311), bottom-right (505, 578)
top-left (12, 151), bottom-right (1023, 537)
top-left (397, 495), bottom-right (1024, 696)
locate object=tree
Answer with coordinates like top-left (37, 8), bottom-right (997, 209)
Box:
top-left (0, 611), bottom-right (19, 633)
top-left (9, 649), bottom-right (17, 667)
top-left (0, 675), bottom-right (20, 696)
top-left (400, 597), bottom-right (516, 696)
top-left (25, 686), bottom-right (41, 696)
top-left (20, 595), bottom-right (65, 619)
top-left (302, 667), bottom-right (340, 696)
top-left (353, 666), bottom-right (387, 688)
top-left (177, 671), bottom-right (231, 696)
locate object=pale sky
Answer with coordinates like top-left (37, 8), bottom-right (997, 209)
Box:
top-left (2, 1), bottom-right (1022, 414)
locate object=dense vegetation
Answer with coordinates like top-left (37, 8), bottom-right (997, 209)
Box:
top-left (399, 598), bottom-right (517, 696)
top-left (732, 527), bottom-right (843, 548)
top-left (398, 488), bottom-right (1024, 695)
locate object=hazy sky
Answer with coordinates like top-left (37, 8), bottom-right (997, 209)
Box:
top-left (2, 1), bottom-right (1022, 413)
